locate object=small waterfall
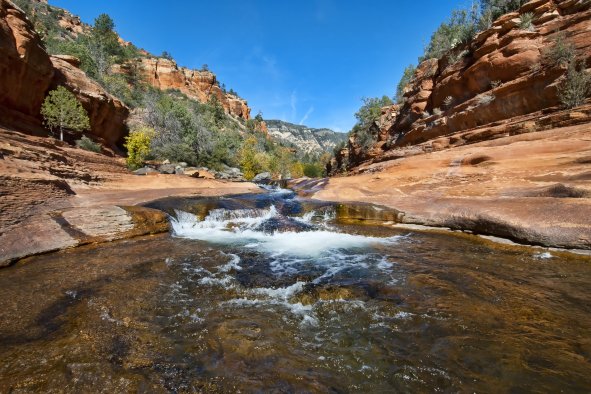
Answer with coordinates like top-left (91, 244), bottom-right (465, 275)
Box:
top-left (170, 204), bottom-right (400, 258)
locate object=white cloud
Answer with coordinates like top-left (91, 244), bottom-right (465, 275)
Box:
top-left (299, 106), bottom-right (314, 125)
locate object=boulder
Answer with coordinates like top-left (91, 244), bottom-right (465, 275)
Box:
top-left (215, 166), bottom-right (245, 182)
top-left (253, 172), bottom-right (272, 184)
top-left (157, 163), bottom-right (175, 174)
top-left (133, 167), bottom-right (159, 176)
top-left (189, 169), bottom-right (215, 179)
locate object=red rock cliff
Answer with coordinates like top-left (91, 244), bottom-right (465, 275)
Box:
top-left (0, 0), bottom-right (129, 146)
top-left (118, 57), bottom-right (251, 120)
top-left (332, 0), bottom-right (591, 172)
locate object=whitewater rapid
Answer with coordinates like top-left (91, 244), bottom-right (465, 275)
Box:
top-left (169, 205), bottom-right (402, 258)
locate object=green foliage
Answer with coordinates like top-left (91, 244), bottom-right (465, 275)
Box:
top-left (13, 0), bottom-right (66, 43)
top-left (239, 136), bottom-right (262, 180)
top-left (41, 86), bottom-right (90, 140)
top-left (303, 162), bottom-right (324, 178)
top-left (245, 119), bottom-right (257, 132)
top-left (246, 111), bottom-right (265, 132)
top-left (480, 0), bottom-right (526, 23)
top-left (519, 12), bottom-right (535, 31)
top-left (133, 89), bottom-right (245, 169)
top-left (353, 126), bottom-right (375, 150)
top-left (396, 65), bottom-right (416, 103)
top-left (542, 32), bottom-right (576, 67)
top-left (161, 51), bottom-right (173, 60)
top-left (207, 95), bottom-right (226, 126)
top-left (347, 95), bottom-right (393, 152)
top-left (42, 10), bottom-right (143, 104)
top-left (92, 14), bottom-right (122, 58)
top-left (101, 74), bottom-right (137, 106)
top-left (124, 127), bottom-right (154, 169)
top-left (448, 49), bottom-right (469, 64)
top-left (558, 61), bottom-right (591, 109)
top-left (290, 161), bottom-right (304, 179)
top-left (333, 141), bottom-right (346, 156)
top-left (355, 96), bottom-right (393, 128)
top-left (422, 6), bottom-right (479, 61)
top-left (419, 1), bottom-right (526, 62)
top-left (237, 132), bottom-right (310, 180)
top-left (76, 136), bottom-right (101, 152)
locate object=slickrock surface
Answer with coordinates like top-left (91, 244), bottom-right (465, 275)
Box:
top-left (293, 123), bottom-right (591, 249)
top-left (0, 127), bottom-right (259, 266)
top-left (317, 0), bottom-right (591, 249)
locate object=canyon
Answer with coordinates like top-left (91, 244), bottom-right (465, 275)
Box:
top-left (318, 0), bottom-right (591, 250)
top-left (1, 0), bottom-right (590, 263)
top-left (0, 0), bottom-right (590, 391)
top-left (265, 120), bottom-right (347, 157)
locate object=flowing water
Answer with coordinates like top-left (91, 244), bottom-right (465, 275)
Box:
top-left (0, 187), bottom-right (590, 393)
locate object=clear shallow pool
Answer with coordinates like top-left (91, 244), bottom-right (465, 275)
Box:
top-left (0, 189), bottom-right (590, 392)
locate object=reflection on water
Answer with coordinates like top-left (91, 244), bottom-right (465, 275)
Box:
top-left (0, 190), bottom-right (590, 392)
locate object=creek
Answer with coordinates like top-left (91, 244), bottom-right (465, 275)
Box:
top-left (0, 187), bottom-right (590, 392)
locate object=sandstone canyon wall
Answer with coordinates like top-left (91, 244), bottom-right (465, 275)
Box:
top-left (0, 0), bottom-right (129, 146)
top-left (115, 58), bottom-right (251, 120)
top-left (331, 0), bottom-right (591, 173)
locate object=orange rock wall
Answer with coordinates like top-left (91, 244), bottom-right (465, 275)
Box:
top-left (0, 0), bottom-right (129, 146)
top-left (334, 0), bottom-right (591, 172)
top-left (132, 57), bottom-right (251, 120)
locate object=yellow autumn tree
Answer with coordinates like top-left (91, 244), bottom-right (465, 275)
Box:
top-left (124, 126), bottom-right (154, 169)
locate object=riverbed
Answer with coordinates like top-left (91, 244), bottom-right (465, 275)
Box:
top-left (0, 188), bottom-right (590, 392)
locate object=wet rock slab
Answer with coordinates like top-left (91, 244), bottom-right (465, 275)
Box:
top-left (0, 206), bottom-right (169, 267)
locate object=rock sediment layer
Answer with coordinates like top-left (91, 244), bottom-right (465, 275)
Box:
top-left (332, 0), bottom-right (591, 170)
top-left (120, 57), bottom-right (251, 120)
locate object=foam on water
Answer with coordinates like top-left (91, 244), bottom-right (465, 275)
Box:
top-left (168, 201), bottom-right (406, 327)
top-left (170, 207), bottom-right (401, 258)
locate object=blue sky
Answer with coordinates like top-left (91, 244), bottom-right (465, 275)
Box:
top-left (49, 1), bottom-right (462, 132)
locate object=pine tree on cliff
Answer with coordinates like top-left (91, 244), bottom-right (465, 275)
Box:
top-left (41, 86), bottom-right (90, 141)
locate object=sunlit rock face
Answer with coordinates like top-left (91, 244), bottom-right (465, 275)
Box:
top-left (0, 0), bottom-right (54, 126)
top-left (334, 0), bottom-right (591, 171)
top-left (0, 0), bottom-right (129, 146)
top-left (117, 57), bottom-right (251, 120)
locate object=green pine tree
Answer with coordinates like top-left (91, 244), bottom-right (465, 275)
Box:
top-left (41, 86), bottom-right (90, 141)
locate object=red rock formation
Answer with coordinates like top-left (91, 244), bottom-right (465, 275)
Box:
top-left (0, 0), bottom-right (54, 127)
top-left (51, 56), bottom-right (129, 146)
top-left (122, 57), bottom-right (251, 120)
top-left (335, 0), bottom-right (591, 172)
top-left (0, 0), bottom-right (129, 146)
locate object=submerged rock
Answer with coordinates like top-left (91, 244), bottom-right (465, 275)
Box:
top-left (254, 216), bottom-right (316, 234)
